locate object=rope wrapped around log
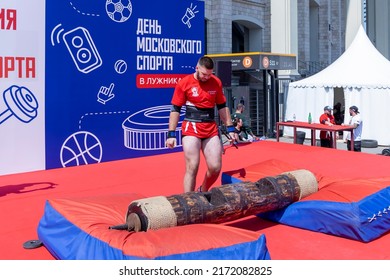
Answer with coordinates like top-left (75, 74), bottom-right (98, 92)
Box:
top-left (118, 169), bottom-right (318, 232)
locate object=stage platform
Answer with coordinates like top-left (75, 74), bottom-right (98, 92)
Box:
top-left (1, 140), bottom-right (390, 260)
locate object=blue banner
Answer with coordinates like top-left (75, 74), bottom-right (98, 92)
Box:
top-left (45, 0), bottom-right (204, 169)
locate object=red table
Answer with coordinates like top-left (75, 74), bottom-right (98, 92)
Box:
top-left (276, 121), bottom-right (354, 149)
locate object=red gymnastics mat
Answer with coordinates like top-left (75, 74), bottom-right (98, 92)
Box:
top-left (1, 140), bottom-right (390, 260)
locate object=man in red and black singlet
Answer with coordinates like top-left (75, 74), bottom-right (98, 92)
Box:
top-left (165, 56), bottom-right (235, 193)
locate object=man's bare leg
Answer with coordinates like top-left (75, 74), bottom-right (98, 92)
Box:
top-left (182, 136), bottom-right (201, 193)
top-left (200, 135), bottom-right (222, 191)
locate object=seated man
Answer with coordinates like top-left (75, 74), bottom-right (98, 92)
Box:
top-left (231, 103), bottom-right (258, 141)
top-left (232, 117), bottom-right (249, 143)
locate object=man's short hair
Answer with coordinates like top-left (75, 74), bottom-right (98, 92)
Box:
top-left (198, 56), bottom-right (214, 70)
top-left (236, 103), bottom-right (245, 110)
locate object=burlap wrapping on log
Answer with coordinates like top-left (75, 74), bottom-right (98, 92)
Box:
top-left (282, 169), bottom-right (318, 199)
top-left (126, 196), bottom-right (177, 231)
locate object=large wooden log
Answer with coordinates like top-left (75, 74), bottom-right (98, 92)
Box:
top-left (122, 169), bottom-right (317, 232)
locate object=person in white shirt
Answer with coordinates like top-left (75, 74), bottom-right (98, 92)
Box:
top-left (345, 105), bottom-right (363, 152)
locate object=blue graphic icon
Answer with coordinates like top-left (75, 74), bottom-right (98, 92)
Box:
top-left (106, 0), bottom-right (133, 23)
top-left (0, 85), bottom-right (38, 125)
top-left (63, 27), bottom-right (103, 73)
top-left (182, 3), bottom-right (199, 28)
top-left (51, 24), bottom-right (103, 73)
top-left (60, 131), bottom-right (103, 167)
top-left (122, 105), bottom-right (185, 150)
top-left (114, 59), bottom-right (127, 74)
top-left (97, 83), bottom-right (115, 104)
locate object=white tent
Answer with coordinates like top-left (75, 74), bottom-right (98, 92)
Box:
top-left (285, 25), bottom-right (390, 146)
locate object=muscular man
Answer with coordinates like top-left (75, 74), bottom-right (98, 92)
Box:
top-left (165, 56), bottom-right (235, 193)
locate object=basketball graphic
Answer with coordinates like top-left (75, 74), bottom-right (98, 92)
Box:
top-left (60, 131), bottom-right (103, 167)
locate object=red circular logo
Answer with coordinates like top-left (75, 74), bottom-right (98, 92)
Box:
top-left (243, 56), bottom-right (253, 68)
top-left (262, 56), bottom-right (269, 69)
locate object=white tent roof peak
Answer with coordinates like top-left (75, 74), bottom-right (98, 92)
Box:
top-left (290, 25), bottom-right (390, 89)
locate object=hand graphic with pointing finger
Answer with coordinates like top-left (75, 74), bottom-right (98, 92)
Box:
top-left (97, 83), bottom-right (115, 104)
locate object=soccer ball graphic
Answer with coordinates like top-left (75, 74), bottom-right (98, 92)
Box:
top-left (106, 0), bottom-right (132, 23)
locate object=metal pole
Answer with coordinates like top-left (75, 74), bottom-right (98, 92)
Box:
top-left (262, 70), bottom-right (268, 137)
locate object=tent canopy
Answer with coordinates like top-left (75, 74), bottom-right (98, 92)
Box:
top-left (285, 25), bottom-right (390, 146)
top-left (290, 26), bottom-right (390, 89)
